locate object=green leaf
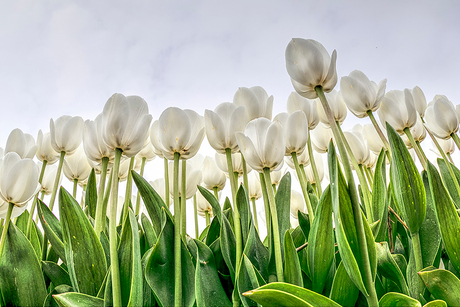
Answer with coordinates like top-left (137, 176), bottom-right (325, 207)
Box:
top-left (243, 223), bottom-right (269, 282)
top-left (371, 149), bottom-right (387, 224)
top-left (205, 215), bottom-right (220, 246)
top-left (243, 282), bottom-right (341, 307)
top-left (298, 211), bottom-right (310, 241)
top-left (329, 261), bottom-right (359, 307)
top-left (423, 300), bottom-right (447, 307)
top-left (193, 239), bottom-right (232, 307)
top-left (220, 212), bottom-right (237, 284)
top-left (43, 284), bottom-right (73, 307)
top-left (37, 199), bottom-right (66, 261)
top-left (375, 242), bottom-right (409, 296)
top-left (198, 185), bottom-right (222, 224)
top-left (141, 248), bottom-right (155, 307)
top-left (118, 209), bottom-right (143, 307)
top-left (426, 161), bottom-right (460, 273)
top-left (238, 255), bottom-right (266, 307)
top-left (437, 158), bottom-right (460, 208)
top-left (53, 292), bottom-right (104, 307)
top-left (85, 169), bottom-right (97, 219)
top-left (42, 260), bottom-right (72, 287)
top-left (237, 184), bottom-right (251, 248)
top-left (59, 187), bottom-right (107, 296)
top-left (0, 223), bottom-right (47, 306)
top-left (378, 292), bottom-right (422, 307)
top-left (306, 186), bottom-right (334, 293)
top-left (276, 172), bottom-right (291, 256)
top-left (387, 123), bottom-right (426, 234)
top-left (284, 230), bottom-right (303, 287)
top-left (140, 213), bottom-right (156, 249)
top-left (418, 267), bottom-right (460, 306)
top-left (145, 209), bottom-right (195, 307)
top-left (132, 170), bottom-right (166, 237)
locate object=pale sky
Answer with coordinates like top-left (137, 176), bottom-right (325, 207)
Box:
top-left (0, 0), bottom-right (458, 235)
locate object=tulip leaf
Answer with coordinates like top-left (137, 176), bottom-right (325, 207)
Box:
top-left (418, 267), bottom-right (460, 306)
top-left (237, 184), bottom-right (251, 248)
top-left (198, 185), bottom-right (222, 224)
top-left (132, 170), bottom-right (166, 237)
top-left (371, 149), bottom-right (386, 224)
top-left (243, 282), bottom-right (341, 307)
top-left (220, 212), bottom-right (237, 284)
top-left (140, 213), bottom-right (156, 249)
top-left (118, 209), bottom-right (143, 307)
top-left (375, 242), bottom-right (409, 296)
top-left (37, 199), bottom-right (66, 261)
top-left (276, 172), bottom-right (291, 256)
top-left (426, 161), bottom-right (460, 273)
top-left (85, 169), bottom-right (97, 219)
top-left (205, 215), bottom-right (221, 246)
top-left (59, 187), bottom-right (107, 296)
top-left (243, 223), bottom-right (269, 282)
top-left (53, 292), bottom-right (104, 307)
top-left (387, 123), bottom-right (426, 234)
top-left (42, 260), bottom-right (72, 287)
top-left (378, 292), bottom-right (422, 307)
top-left (141, 248), bottom-right (155, 307)
top-left (284, 230), bottom-right (303, 287)
top-left (297, 211), bottom-right (310, 241)
top-left (145, 209), bottom-right (195, 307)
top-left (43, 284), bottom-right (73, 307)
top-left (0, 223), bottom-right (47, 306)
top-left (329, 261), bottom-right (359, 307)
top-left (437, 158), bottom-right (460, 209)
top-left (238, 255), bottom-right (264, 307)
top-left (193, 239), bottom-right (232, 307)
top-left (306, 185), bottom-right (334, 293)
top-left (423, 300), bottom-right (447, 307)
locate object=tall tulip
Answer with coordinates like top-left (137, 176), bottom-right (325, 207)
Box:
top-left (233, 86), bottom-right (273, 121)
top-left (285, 38), bottom-right (337, 99)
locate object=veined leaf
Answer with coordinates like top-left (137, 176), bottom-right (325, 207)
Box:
top-left (329, 261), bottom-right (359, 306)
top-left (284, 230), bottom-right (303, 287)
top-left (371, 149), bottom-right (387, 225)
top-left (375, 242), bottom-right (409, 296)
top-left (37, 199), bottom-right (65, 261)
top-left (419, 267), bottom-right (460, 306)
top-left (437, 158), bottom-right (460, 208)
top-left (85, 169), bottom-right (97, 219)
top-left (53, 292), bottom-right (104, 307)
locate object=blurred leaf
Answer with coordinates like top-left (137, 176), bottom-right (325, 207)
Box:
top-left (387, 123), bottom-right (426, 234)
top-left (59, 187), bottom-right (107, 296)
top-left (145, 209), bottom-right (195, 307)
top-left (243, 282), bottom-right (341, 307)
top-left (53, 292), bottom-right (104, 307)
top-left (419, 267), bottom-right (460, 306)
top-left (193, 239), bottom-right (232, 307)
top-left (0, 223), bottom-right (47, 306)
top-left (375, 242), bottom-right (409, 296)
top-left (43, 284), bottom-right (73, 307)
top-left (423, 300), bottom-right (447, 307)
top-left (378, 292), bottom-right (421, 307)
top-left (42, 261), bottom-right (72, 287)
top-left (307, 186), bottom-right (334, 293)
top-left (329, 261), bottom-right (359, 307)
top-left (284, 230), bottom-right (303, 287)
top-left (132, 171), bottom-right (166, 237)
top-left (37, 199), bottom-right (66, 261)
top-left (426, 161), bottom-right (460, 273)
top-left (437, 158), bottom-right (460, 209)
top-left (86, 169), bottom-right (97, 219)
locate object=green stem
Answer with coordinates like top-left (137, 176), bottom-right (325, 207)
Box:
top-left (26, 160), bottom-right (47, 238)
top-left (447, 152), bottom-right (454, 165)
top-left (173, 152), bottom-right (182, 307)
top-left (213, 186), bottom-right (219, 202)
top-left (225, 148), bottom-right (242, 274)
top-left (100, 171), bottom-right (113, 233)
top-left (81, 184), bottom-right (86, 208)
top-left (259, 172), bottom-right (271, 241)
top-left (241, 153), bottom-right (249, 192)
top-left (94, 157), bottom-right (109, 234)
top-left (135, 157), bottom-right (146, 216)
top-left (73, 179), bottom-right (78, 200)
top-left (403, 127), bottom-right (427, 169)
top-left (316, 86), bottom-right (378, 307)
top-left (451, 133), bottom-right (460, 152)
top-left (164, 157), bottom-right (170, 209)
top-left (364, 166), bottom-right (374, 188)
top-left (109, 148), bottom-right (123, 307)
top-left (307, 130), bottom-right (322, 196)
top-left (251, 197), bottom-right (259, 232)
top-left (181, 160), bottom-right (187, 241)
top-left (411, 231), bottom-right (425, 300)
top-left (205, 211), bottom-right (210, 226)
top-left (263, 167), bottom-right (284, 282)
top-left (120, 157), bottom-right (135, 225)
top-left (291, 152), bottom-right (315, 221)
top-left (0, 203), bottom-right (14, 263)
top-left (272, 184), bottom-right (277, 194)
top-left (367, 110), bottom-right (392, 159)
top-left (194, 195), bottom-right (198, 239)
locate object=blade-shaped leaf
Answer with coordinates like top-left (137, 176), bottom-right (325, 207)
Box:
top-left (375, 242), bottom-right (409, 296)
top-left (42, 260), bottom-right (72, 287)
top-left (53, 292), bottom-right (104, 307)
top-left (437, 158), bottom-right (460, 208)
top-left (37, 199), bottom-right (65, 261)
top-left (418, 267), bottom-right (460, 306)
top-left (329, 261), bottom-right (359, 306)
top-left (284, 230), bottom-right (303, 287)
top-left (85, 168), bottom-right (97, 219)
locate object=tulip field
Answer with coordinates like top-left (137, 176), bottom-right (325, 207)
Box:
top-left (2, 38), bottom-right (460, 307)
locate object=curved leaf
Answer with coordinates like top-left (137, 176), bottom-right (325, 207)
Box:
top-left (329, 261), bottom-right (359, 306)
top-left (378, 292), bottom-right (421, 307)
top-left (42, 260), bottom-right (72, 287)
top-left (37, 199), bottom-right (65, 261)
top-left (85, 168), bottom-right (97, 219)
top-left (419, 267), bottom-right (460, 306)
top-left (375, 242), bottom-right (409, 296)
top-left (284, 230), bottom-right (303, 287)
top-left (53, 292), bottom-right (104, 307)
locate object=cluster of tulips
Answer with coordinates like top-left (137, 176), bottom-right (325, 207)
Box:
top-left (0, 37), bottom-right (460, 307)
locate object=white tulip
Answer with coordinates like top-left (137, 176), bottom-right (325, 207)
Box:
top-left (378, 89), bottom-right (416, 134)
top-left (286, 91), bottom-right (319, 130)
top-left (5, 128), bottom-right (37, 159)
top-left (315, 90), bottom-right (347, 127)
top-left (233, 86), bottom-right (273, 121)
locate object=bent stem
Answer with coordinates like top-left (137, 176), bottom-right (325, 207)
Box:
top-left (291, 152), bottom-right (314, 221)
top-left (307, 130), bottom-right (322, 196)
top-left (0, 203), bottom-right (14, 263)
top-left (316, 86), bottom-right (378, 307)
top-left (263, 167), bottom-right (284, 282)
top-left (26, 160), bottom-right (47, 238)
top-left (109, 148), bottom-right (123, 307)
top-left (94, 157), bottom-right (109, 234)
top-left (135, 157), bottom-right (147, 216)
top-left (173, 152), bottom-right (182, 307)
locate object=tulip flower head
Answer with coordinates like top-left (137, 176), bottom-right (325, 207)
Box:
top-left (285, 38), bottom-right (337, 99)
top-left (233, 86), bottom-right (273, 121)
top-left (362, 123), bottom-right (387, 155)
top-left (83, 114), bottom-right (115, 164)
top-left (63, 145), bottom-right (92, 183)
top-left (40, 163), bottom-right (60, 195)
top-left (215, 152), bottom-right (252, 177)
top-left (202, 156), bottom-right (226, 191)
top-left (235, 118), bottom-right (285, 173)
top-left (315, 90), bottom-right (347, 127)
top-left (425, 95), bottom-right (459, 139)
top-left (50, 115), bottom-right (84, 155)
top-left (273, 111), bottom-right (309, 156)
top-left (412, 86), bottom-right (427, 118)
top-left (378, 89), bottom-right (417, 135)
top-left (168, 161), bottom-right (202, 199)
top-left (286, 91), bottom-right (319, 130)
top-left (36, 130), bottom-right (60, 164)
top-left (311, 123), bottom-right (334, 153)
top-left (340, 70), bottom-right (387, 118)
top-left (5, 128), bottom-right (37, 159)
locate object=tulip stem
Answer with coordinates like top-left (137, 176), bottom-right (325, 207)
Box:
top-left (26, 160), bottom-right (47, 238)
top-left (307, 130), bottom-right (322, 196)
top-left (73, 178), bottom-right (78, 200)
top-left (135, 157), bottom-right (147, 216)
top-left (173, 152), bottom-right (182, 307)
top-left (451, 133), bottom-right (460, 152)
top-left (205, 211), bottom-right (211, 226)
top-left (403, 127), bottom-right (427, 169)
top-left (411, 231), bottom-right (425, 300)
top-left (0, 203), bottom-right (14, 263)
top-left (316, 86), bottom-right (378, 307)
top-left (364, 166), bottom-right (374, 187)
top-left (108, 148), bottom-right (123, 307)
top-left (447, 152), bottom-right (455, 165)
top-left (194, 195), bottom-right (198, 239)
top-left (291, 152), bottom-right (314, 221)
top-left (263, 167), bottom-right (284, 282)
top-left (121, 157), bottom-right (135, 225)
top-left (259, 172), bottom-right (271, 242)
top-left (367, 110), bottom-right (391, 159)
top-left (213, 186), bottom-right (219, 202)
top-left (181, 160), bottom-right (187, 241)
top-left (251, 197), bottom-right (259, 232)
top-left (241, 153), bottom-right (249, 192)
top-left (95, 157), bottom-right (109, 234)
top-left (164, 157), bottom-right (170, 209)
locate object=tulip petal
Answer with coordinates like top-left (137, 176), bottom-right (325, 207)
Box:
top-left (235, 132), bottom-right (264, 172)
